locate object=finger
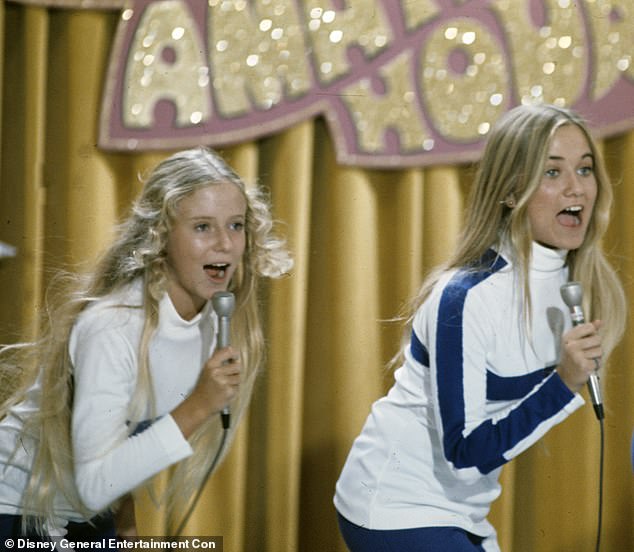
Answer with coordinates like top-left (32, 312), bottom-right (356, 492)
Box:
top-left (579, 342), bottom-right (602, 357)
top-left (211, 348), bottom-right (240, 367)
top-left (216, 372), bottom-right (241, 388)
top-left (218, 358), bottom-right (241, 373)
top-left (213, 363), bottom-right (242, 384)
top-left (569, 322), bottom-right (600, 339)
top-left (582, 351), bottom-right (602, 366)
top-left (565, 329), bottom-right (602, 350)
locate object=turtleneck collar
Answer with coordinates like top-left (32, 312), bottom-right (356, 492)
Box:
top-left (496, 240), bottom-right (568, 275)
top-left (160, 292), bottom-right (214, 328)
top-left (531, 241), bottom-right (568, 273)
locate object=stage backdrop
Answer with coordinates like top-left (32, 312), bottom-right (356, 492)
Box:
top-left (1, 1), bottom-right (633, 551)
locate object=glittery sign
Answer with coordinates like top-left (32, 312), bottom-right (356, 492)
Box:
top-left (92, 0), bottom-right (634, 167)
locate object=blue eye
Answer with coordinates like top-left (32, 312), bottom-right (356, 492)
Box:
top-left (545, 168), bottom-right (559, 178)
top-left (578, 166), bottom-right (594, 176)
top-left (230, 221), bottom-right (245, 231)
top-left (195, 223), bottom-right (209, 232)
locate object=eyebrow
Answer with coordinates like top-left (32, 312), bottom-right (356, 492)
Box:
top-left (548, 153), bottom-right (594, 162)
top-left (186, 213), bottom-right (246, 221)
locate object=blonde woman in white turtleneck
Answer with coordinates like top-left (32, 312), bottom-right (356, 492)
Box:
top-left (334, 104), bottom-right (626, 552)
top-left (0, 147), bottom-right (292, 540)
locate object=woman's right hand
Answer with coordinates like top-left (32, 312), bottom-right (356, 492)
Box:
top-left (171, 346), bottom-right (241, 438)
top-left (557, 320), bottom-right (602, 394)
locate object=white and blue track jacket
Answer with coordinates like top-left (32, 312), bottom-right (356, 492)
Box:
top-left (334, 242), bottom-right (584, 547)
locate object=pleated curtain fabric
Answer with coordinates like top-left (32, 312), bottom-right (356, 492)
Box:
top-left (1, 4), bottom-right (634, 551)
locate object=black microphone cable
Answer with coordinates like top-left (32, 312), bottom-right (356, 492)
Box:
top-left (173, 424), bottom-right (229, 537)
top-left (174, 291), bottom-right (235, 536)
top-left (595, 411), bottom-right (604, 552)
top-left (560, 283), bottom-right (605, 552)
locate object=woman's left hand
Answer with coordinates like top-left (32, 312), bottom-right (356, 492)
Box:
top-left (557, 320), bottom-right (603, 393)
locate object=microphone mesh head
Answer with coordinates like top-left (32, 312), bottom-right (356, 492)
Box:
top-left (212, 291), bottom-right (235, 318)
top-left (560, 282), bottom-right (583, 308)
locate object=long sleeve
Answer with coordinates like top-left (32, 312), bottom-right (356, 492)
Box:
top-left (70, 309), bottom-right (193, 512)
top-left (419, 251), bottom-right (584, 476)
top-left (334, 243), bottom-right (584, 535)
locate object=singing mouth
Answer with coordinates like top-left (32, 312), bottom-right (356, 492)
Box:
top-left (205, 263), bottom-right (230, 279)
top-left (557, 205), bottom-right (583, 226)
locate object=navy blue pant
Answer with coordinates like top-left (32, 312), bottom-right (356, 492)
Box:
top-left (0, 513), bottom-right (115, 546)
top-left (337, 512), bottom-right (487, 552)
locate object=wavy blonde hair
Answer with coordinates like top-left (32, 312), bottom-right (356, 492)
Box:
top-left (395, 104), bottom-right (625, 365)
top-left (0, 147), bottom-right (292, 534)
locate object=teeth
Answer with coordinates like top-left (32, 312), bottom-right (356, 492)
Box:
top-left (564, 206), bottom-right (582, 213)
top-left (206, 263), bottom-right (229, 279)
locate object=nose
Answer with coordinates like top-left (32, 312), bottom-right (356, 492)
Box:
top-left (214, 227), bottom-right (233, 251)
top-left (563, 169), bottom-right (585, 198)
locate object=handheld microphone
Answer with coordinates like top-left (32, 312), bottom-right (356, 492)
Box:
top-left (212, 291), bottom-right (235, 429)
top-left (560, 282), bottom-right (604, 420)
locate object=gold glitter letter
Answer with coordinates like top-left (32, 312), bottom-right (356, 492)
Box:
top-left (585, 0), bottom-right (633, 100)
top-left (421, 18), bottom-right (508, 141)
top-left (123, 0), bottom-right (210, 128)
top-left (492, 0), bottom-right (587, 106)
top-left (304, 0), bottom-right (392, 84)
top-left (208, 0), bottom-right (311, 117)
top-left (401, 0), bottom-right (440, 31)
top-left (342, 51), bottom-right (433, 153)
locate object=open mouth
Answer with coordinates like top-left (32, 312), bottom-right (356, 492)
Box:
top-left (557, 205), bottom-right (583, 227)
top-left (204, 263), bottom-right (230, 280)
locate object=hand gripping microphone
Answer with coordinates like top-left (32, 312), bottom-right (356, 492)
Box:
top-left (560, 282), bottom-right (604, 420)
top-left (212, 291), bottom-right (235, 429)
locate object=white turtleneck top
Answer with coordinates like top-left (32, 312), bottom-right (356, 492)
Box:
top-left (334, 243), bottom-right (584, 551)
top-left (0, 279), bottom-right (217, 521)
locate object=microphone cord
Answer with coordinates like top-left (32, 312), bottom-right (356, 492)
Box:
top-left (595, 416), bottom-right (605, 552)
top-left (173, 425), bottom-right (229, 537)
top-left (174, 293), bottom-right (235, 536)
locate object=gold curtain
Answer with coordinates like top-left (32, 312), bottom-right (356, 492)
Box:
top-left (1, 4), bottom-right (633, 551)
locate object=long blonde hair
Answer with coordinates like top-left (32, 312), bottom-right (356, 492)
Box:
top-left (396, 104), bottom-right (625, 363)
top-left (0, 147), bottom-right (292, 534)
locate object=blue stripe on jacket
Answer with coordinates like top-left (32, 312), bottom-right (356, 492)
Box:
top-left (408, 250), bottom-right (573, 474)
top-left (432, 249), bottom-right (570, 474)
top-left (411, 330), bottom-right (429, 367)
top-left (411, 330), bottom-right (557, 402)
top-left (486, 366), bottom-right (556, 400)
top-left (436, 250), bottom-right (507, 473)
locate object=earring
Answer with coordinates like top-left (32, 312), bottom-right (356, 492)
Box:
top-left (499, 196), bottom-right (516, 208)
